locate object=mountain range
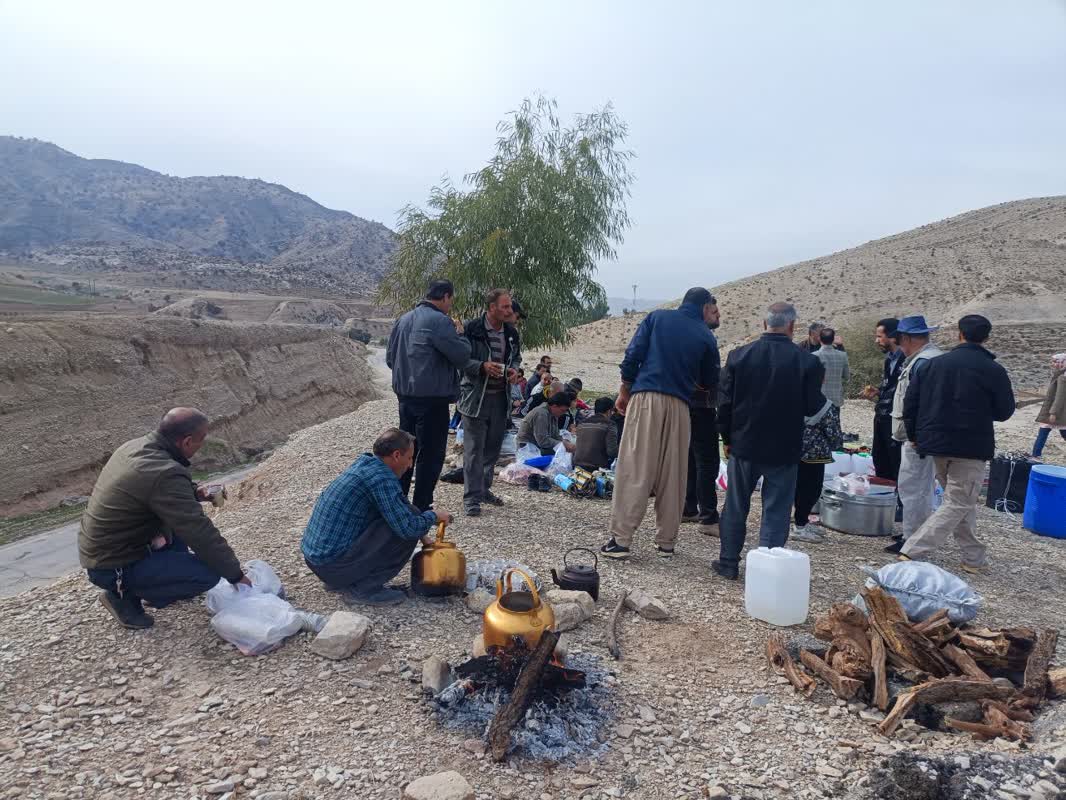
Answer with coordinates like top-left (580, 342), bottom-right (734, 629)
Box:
top-left (0, 137), bottom-right (396, 294)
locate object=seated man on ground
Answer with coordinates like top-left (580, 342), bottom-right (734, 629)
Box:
top-left (574, 396), bottom-right (619, 471)
top-left (517, 393), bottom-right (576, 455)
top-left (301, 428), bottom-right (452, 606)
top-left (78, 408), bottom-right (249, 630)
top-left (524, 377), bottom-right (562, 415)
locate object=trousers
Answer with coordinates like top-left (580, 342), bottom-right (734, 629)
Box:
top-left (398, 397), bottom-right (451, 511)
top-left (1033, 427), bottom-right (1066, 457)
top-left (719, 457), bottom-right (798, 569)
top-left (461, 391), bottom-right (510, 509)
top-left (794, 461), bottom-right (826, 527)
top-left (609, 392), bottom-right (690, 548)
top-left (901, 457), bottom-right (987, 566)
top-left (305, 518), bottom-right (419, 592)
top-left (86, 536), bottom-right (221, 608)
top-left (897, 442), bottom-right (937, 539)
top-left (872, 415), bottom-right (901, 481)
top-left (684, 407), bottom-right (721, 524)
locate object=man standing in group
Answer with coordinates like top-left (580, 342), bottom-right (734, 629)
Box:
top-left (600, 288), bottom-right (720, 560)
top-left (458, 289), bottom-right (522, 517)
top-left (387, 280), bottom-right (472, 512)
top-left (683, 295), bottom-right (722, 537)
top-left (713, 303), bottom-right (824, 580)
top-left (798, 322), bottom-right (846, 353)
top-left (864, 318), bottom-right (905, 544)
top-left (901, 315), bottom-right (1015, 571)
top-left (889, 315), bottom-right (944, 553)
top-left (812, 327), bottom-right (850, 409)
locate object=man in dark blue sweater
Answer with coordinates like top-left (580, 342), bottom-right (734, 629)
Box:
top-left (600, 288), bottom-right (720, 560)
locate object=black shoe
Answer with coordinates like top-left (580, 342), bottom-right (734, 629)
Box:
top-left (99, 591), bottom-right (154, 629)
top-left (600, 538), bottom-right (631, 559)
top-left (656, 545), bottom-right (675, 559)
top-left (711, 560), bottom-right (739, 581)
top-left (883, 540), bottom-right (903, 554)
top-left (464, 505), bottom-right (482, 517)
top-left (539, 475), bottom-right (553, 492)
top-left (681, 513), bottom-right (699, 523)
top-left (482, 492), bottom-right (505, 507)
top-left (527, 475), bottom-right (540, 491)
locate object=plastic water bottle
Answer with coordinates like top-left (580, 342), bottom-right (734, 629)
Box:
top-left (744, 547), bottom-right (810, 626)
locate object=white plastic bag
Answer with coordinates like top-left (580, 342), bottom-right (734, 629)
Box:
top-left (500, 432), bottom-right (517, 457)
top-left (205, 559), bottom-right (284, 613)
top-left (498, 461), bottom-right (545, 485)
top-left (546, 442), bottom-right (572, 477)
top-left (716, 462), bottom-right (728, 491)
top-left (209, 590), bottom-right (305, 656)
top-left (841, 474), bottom-right (870, 496)
top-left (852, 561), bottom-right (982, 624)
top-left (517, 443), bottom-right (541, 465)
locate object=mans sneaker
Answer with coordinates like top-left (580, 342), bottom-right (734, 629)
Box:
top-left (711, 560), bottom-right (739, 581)
top-left (99, 591), bottom-right (154, 629)
top-left (539, 475), bottom-right (553, 492)
top-left (883, 539), bottom-right (904, 554)
top-left (464, 505), bottom-right (482, 517)
top-left (681, 512), bottom-right (699, 523)
top-left (897, 554), bottom-right (912, 562)
top-left (600, 539), bottom-right (631, 559)
top-left (960, 562), bottom-right (989, 575)
top-left (697, 523), bottom-right (720, 538)
top-left (791, 525), bottom-right (825, 543)
top-left (482, 492), bottom-right (505, 507)
top-left (342, 587), bottom-right (406, 606)
top-left (656, 545), bottom-right (675, 559)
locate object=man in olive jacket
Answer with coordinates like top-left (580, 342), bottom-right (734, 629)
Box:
top-left (79, 408), bottom-right (248, 629)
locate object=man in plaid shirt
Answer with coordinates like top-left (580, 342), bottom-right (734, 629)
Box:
top-left (812, 327), bottom-right (850, 408)
top-left (301, 428), bottom-right (453, 606)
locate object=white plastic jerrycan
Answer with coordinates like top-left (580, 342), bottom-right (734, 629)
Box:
top-left (744, 547), bottom-right (810, 626)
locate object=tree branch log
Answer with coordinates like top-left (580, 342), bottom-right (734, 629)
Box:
top-left (607, 591), bottom-right (627, 660)
top-left (1021, 629), bottom-right (1059, 704)
top-left (869, 629), bottom-right (889, 711)
top-left (766, 636), bottom-right (816, 698)
top-left (488, 630), bottom-right (560, 761)
top-left (879, 678), bottom-right (1015, 736)
top-left (799, 649), bottom-right (863, 700)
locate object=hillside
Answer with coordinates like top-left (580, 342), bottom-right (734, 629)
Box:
top-left (557, 197), bottom-right (1066, 391)
top-left (0, 137), bottom-right (396, 294)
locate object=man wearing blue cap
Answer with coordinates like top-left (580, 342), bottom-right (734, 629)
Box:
top-left (889, 315), bottom-right (944, 552)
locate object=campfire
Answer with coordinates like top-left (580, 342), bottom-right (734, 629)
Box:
top-left (767, 586), bottom-right (1062, 741)
top-left (429, 631), bottom-right (614, 762)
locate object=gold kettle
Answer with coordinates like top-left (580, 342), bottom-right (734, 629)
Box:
top-left (483, 568), bottom-right (555, 650)
top-left (411, 521), bottom-right (466, 596)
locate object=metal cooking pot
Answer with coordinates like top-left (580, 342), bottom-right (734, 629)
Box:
top-left (819, 487), bottom-right (896, 537)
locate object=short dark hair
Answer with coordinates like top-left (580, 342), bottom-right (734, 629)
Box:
top-left (547, 392), bottom-right (571, 408)
top-left (877, 318), bottom-right (899, 336)
top-left (808, 322), bottom-right (824, 333)
top-left (566, 377), bottom-right (583, 391)
top-left (485, 288), bottom-right (510, 307)
top-left (373, 427), bottom-right (415, 458)
top-left (158, 409), bottom-right (209, 443)
top-left (426, 280), bottom-right (454, 301)
top-left (540, 355), bottom-right (551, 364)
top-left (819, 327), bottom-right (835, 345)
top-left (516, 368), bottom-right (524, 377)
top-left (594, 396), bottom-right (614, 415)
top-left (682, 287), bottom-right (714, 307)
top-left (959, 314), bottom-right (992, 343)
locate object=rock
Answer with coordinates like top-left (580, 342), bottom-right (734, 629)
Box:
top-left (637, 705), bottom-right (656, 722)
top-left (206, 780), bottom-right (234, 794)
top-left (422, 657), bottom-right (452, 695)
top-left (257, 793), bottom-right (289, 800)
top-left (552, 603), bottom-right (586, 632)
top-left (624, 588), bottom-right (669, 620)
top-left (462, 739), bottom-right (485, 756)
top-left (403, 770), bottom-right (475, 800)
top-left (465, 589), bottom-right (494, 615)
top-left (735, 721), bottom-right (752, 735)
top-left (471, 634), bottom-right (487, 658)
top-left (545, 589), bottom-right (595, 620)
top-left (706, 787), bottom-right (729, 799)
top-left (750, 694), bottom-right (771, 708)
top-left (859, 709), bottom-right (886, 723)
top-left (247, 767), bottom-right (268, 779)
top-left (816, 765), bottom-right (843, 778)
top-left (310, 612), bottom-right (370, 660)
top-left (954, 756), bottom-right (971, 770)
top-left (615, 724), bottom-right (635, 739)
top-left (571, 777), bottom-right (599, 789)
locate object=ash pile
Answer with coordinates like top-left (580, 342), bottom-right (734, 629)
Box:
top-left (424, 632), bottom-right (614, 762)
top-left (863, 751), bottom-right (1065, 800)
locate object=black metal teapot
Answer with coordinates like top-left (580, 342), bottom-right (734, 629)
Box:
top-left (550, 548), bottom-right (600, 601)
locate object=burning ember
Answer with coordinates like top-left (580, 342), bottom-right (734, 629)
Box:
top-left (429, 636), bottom-right (614, 762)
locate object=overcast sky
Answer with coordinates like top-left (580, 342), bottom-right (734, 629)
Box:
top-left (3, 1), bottom-right (1065, 298)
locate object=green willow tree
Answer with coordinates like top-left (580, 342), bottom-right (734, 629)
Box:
top-left (377, 96), bottom-right (634, 348)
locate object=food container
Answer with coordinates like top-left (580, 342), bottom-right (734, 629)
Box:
top-left (819, 486), bottom-right (897, 537)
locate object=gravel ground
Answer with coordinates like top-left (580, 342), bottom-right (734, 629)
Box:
top-left (2, 398), bottom-right (1064, 800)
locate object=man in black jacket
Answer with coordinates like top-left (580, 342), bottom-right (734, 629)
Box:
top-left (683, 296), bottom-right (722, 536)
top-left (713, 303), bottom-right (825, 580)
top-left (900, 315), bottom-right (1015, 571)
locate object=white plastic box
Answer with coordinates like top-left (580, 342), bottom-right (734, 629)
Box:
top-left (744, 547), bottom-right (811, 626)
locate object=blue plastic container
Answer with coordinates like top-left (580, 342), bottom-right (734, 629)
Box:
top-left (524, 455), bottom-right (552, 470)
top-left (1023, 464), bottom-right (1066, 539)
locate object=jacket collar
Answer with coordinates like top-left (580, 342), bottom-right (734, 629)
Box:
top-left (147, 431), bottom-right (191, 467)
top-left (677, 302), bottom-right (705, 323)
top-left (469, 313), bottom-right (516, 340)
top-left (417, 300), bottom-right (448, 316)
top-left (903, 341), bottom-right (940, 365)
top-left (956, 342), bottom-right (996, 359)
top-left (761, 332), bottom-right (792, 342)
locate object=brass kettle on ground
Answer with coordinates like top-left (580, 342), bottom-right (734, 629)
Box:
top-left (411, 521), bottom-right (466, 596)
top-left (483, 568), bottom-right (555, 650)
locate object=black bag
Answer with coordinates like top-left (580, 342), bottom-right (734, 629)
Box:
top-left (439, 467), bottom-right (464, 484)
top-left (985, 456), bottom-right (1036, 513)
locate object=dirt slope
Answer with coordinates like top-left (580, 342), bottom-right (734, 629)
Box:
top-left (0, 314), bottom-right (378, 513)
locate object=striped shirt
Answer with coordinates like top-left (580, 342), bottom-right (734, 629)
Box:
top-left (814, 346), bottom-right (850, 408)
top-left (300, 454), bottom-right (435, 564)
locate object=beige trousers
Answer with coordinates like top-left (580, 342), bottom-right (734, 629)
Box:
top-left (901, 456), bottom-right (987, 567)
top-left (608, 391), bottom-right (690, 548)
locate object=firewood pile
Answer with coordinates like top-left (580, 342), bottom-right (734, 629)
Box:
top-left (766, 586), bottom-right (1063, 742)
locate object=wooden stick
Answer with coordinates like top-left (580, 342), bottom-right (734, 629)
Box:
top-left (944, 718), bottom-right (1008, 740)
top-left (913, 609), bottom-right (950, 633)
top-left (984, 699), bottom-right (1035, 723)
top-left (941, 643), bottom-right (992, 682)
top-left (799, 649), bottom-right (863, 701)
top-left (488, 630), bottom-right (559, 761)
top-left (889, 621), bottom-right (954, 677)
top-left (1021, 629), bottom-right (1059, 704)
top-left (766, 636), bottom-right (816, 698)
top-left (878, 678), bottom-right (1015, 736)
top-left (607, 591), bottom-right (627, 660)
top-left (869, 629), bottom-right (889, 712)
